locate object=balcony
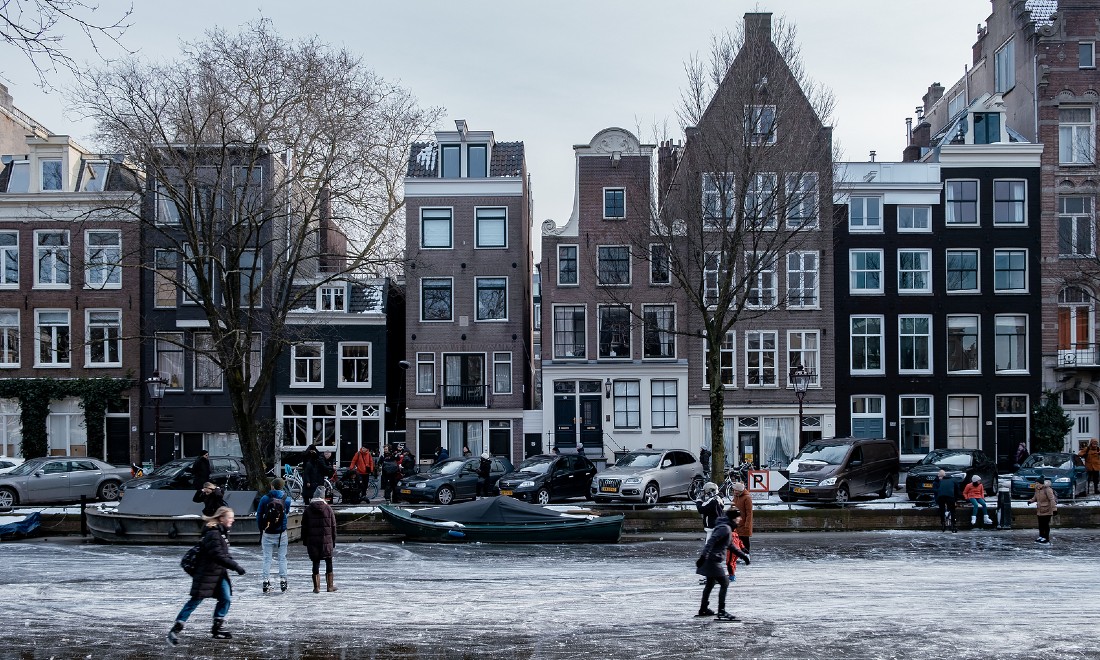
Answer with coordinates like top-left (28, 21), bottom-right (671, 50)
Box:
top-left (1056, 345), bottom-right (1100, 369)
top-left (442, 384), bottom-right (489, 407)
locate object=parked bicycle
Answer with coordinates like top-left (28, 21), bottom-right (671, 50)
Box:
top-left (265, 464), bottom-right (304, 502)
top-left (718, 462), bottom-right (755, 500)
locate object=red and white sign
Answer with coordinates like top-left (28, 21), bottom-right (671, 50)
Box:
top-left (747, 470), bottom-right (789, 500)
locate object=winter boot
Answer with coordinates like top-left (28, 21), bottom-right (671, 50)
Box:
top-left (715, 610), bottom-right (739, 621)
top-left (166, 621), bottom-right (184, 646)
top-left (983, 516), bottom-right (993, 525)
top-left (262, 580), bottom-right (271, 594)
top-left (326, 572), bottom-right (337, 592)
top-left (312, 574), bottom-right (321, 593)
top-left (211, 618), bottom-right (232, 639)
top-left (695, 607), bottom-right (715, 617)
top-left (971, 515), bottom-right (977, 526)
top-left (280, 578), bottom-right (288, 593)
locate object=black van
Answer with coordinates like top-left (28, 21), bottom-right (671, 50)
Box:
top-left (785, 437), bottom-right (900, 503)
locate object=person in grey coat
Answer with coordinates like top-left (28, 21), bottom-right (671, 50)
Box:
top-left (695, 505), bottom-right (750, 619)
top-left (302, 489), bottom-right (338, 592)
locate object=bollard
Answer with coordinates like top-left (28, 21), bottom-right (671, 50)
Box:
top-left (80, 495), bottom-right (87, 537)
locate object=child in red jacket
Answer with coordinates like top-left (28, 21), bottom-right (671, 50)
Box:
top-left (962, 475), bottom-right (993, 527)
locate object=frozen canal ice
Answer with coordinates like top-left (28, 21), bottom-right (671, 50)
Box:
top-left (0, 528), bottom-right (1097, 659)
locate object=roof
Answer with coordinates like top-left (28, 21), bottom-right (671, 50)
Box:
top-left (405, 141), bottom-right (525, 178)
top-left (1025, 0), bottom-right (1057, 27)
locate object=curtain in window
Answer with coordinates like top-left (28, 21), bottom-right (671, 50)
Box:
top-left (760, 417), bottom-right (796, 467)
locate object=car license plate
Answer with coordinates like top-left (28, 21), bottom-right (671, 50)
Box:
top-left (923, 482), bottom-right (933, 489)
top-left (499, 489), bottom-right (513, 496)
top-left (794, 487), bottom-right (810, 494)
top-left (600, 486), bottom-right (618, 493)
top-left (400, 489), bottom-right (411, 495)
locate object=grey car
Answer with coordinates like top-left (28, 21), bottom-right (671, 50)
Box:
top-left (590, 449), bottom-right (704, 504)
top-left (0, 457), bottom-right (132, 507)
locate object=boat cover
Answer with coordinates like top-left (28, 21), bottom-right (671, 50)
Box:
top-left (410, 496), bottom-right (570, 524)
top-left (0, 511), bottom-right (41, 539)
top-left (115, 489), bottom-right (259, 516)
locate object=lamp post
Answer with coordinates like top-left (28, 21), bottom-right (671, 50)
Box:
top-left (790, 365), bottom-right (812, 450)
top-left (145, 371), bottom-right (168, 467)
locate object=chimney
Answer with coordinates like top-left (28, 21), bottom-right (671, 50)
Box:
top-left (903, 121), bottom-right (932, 163)
top-left (658, 140), bottom-right (675, 196)
top-left (0, 83), bottom-right (12, 111)
top-left (922, 82), bottom-right (944, 116)
top-left (744, 13), bottom-right (772, 41)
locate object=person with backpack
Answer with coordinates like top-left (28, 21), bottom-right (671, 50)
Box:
top-left (257, 478), bottom-right (292, 594)
top-left (167, 506), bottom-right (246, 646)
top-left (302, 488), bottom-right (338, 593)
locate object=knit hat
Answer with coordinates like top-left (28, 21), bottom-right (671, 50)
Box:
top-left (971, 475), bottom-right (981, 483)
top-left (703, 482), bottom-right (718, 495)
top-left (271, 478), bottom-right (285, 491)
top-left (732, 481), bottom-right (746, 493)
top-left (312, 487), bottom-right (328, 501)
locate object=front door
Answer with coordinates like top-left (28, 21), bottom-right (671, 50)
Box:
top-left (1069, 410), bottom-right (1097, 452)
top-left (554, 394), bottom-right (577, 451)
top-left (996, 417), bottom-right (1027, 472)
top-left (105, 418), bottom-right (130, 465)
top-left (579, 395), bottom-right (602, 453)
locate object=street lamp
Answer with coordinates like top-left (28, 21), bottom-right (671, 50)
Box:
top-left (790, 365), bottom-right (812, 450)
top-left (145, 371), bottom-right (168, 467)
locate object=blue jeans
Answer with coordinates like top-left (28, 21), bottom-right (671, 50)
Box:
top-left (969, 498), bottom-right (988, 518)
top-left (261, 531), bottom-right (288, 580)
top-left (175, 577), bottom-right (231, 622)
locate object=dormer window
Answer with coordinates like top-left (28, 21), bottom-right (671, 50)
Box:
top-left (440, 145), bottom-right (460, 178)
top-left (6, 161), bottom-right (28, 193)
top-left (80, 161), bottom-right (109, 192)
top-left (318, 285), bottom-right (347, 312)
top-left (974, 112), bottom-right (1001, 145)
top-left (467, 144), bottom-right (487, 178)
top-left (40, 159), bottom-right (63, 191)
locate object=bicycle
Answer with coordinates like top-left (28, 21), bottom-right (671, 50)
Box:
top-left (718, 462), bottom-right (755, 500)
top-left (267, 464), bottom-right (304, 502)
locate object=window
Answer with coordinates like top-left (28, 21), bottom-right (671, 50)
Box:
top-left (318, 285), bottom-right (347, 312)
top-left (898, 249), bottom-right (931, 293)
top-left (553, 305), bottom-right (586, 359)
top-left (994, 37), bottom-right (1014, 92)
top-left (467, 144), bottom-right (487, 178)
top-left (604, 188), bottom-right (625, 219)
top-left (154, 250), bottom-right (176, 308)
top-left (245, 332), bottom-right (261, 389)
top-left (787, 331), bottom-right (820, 385)
top-left (79, 160), bottom-right (108, 192)
top-left (1081, 42), bottom-right (1096, 69)
top-left (745, 104), bottom-right (776, 145)
top-left (557, 245), bottom-right (578, 285)
top-left (651, 380), bottom-right (678, 428)
top-left (35, 309), bottom-right (69, 366)
top-left (1058, 286), bottom-right (1094, 358)
top-left (900, 396), bottom-right (932, 455)
top-left (848, 197), bottom-right (882, 231)
top-left (7, 161), bottom-right (28, 192)
top-left (475, 208), bottom-right (507, 248)
top-left (291, 342), bottom-right (323, 387)
top-left (416, 352), bottom-right (435, 395)
top-left (182, 244), bottom-right (210, 305)
top-left (598, 305), bottom-right (631, 359)
top-left (995, 314), bottom-right (1028, 373)
top-left (1058, 196), bottom-right (1093, 257)
top-left (86, 310), bottom-right (121, 366)
top-left (993, 180), bottom-right (1026, 225)
top-left (785, 173), bottom-right (818, 229)
top-left (899, 315), bottom-right (932, 374)
top-left (0, 310), bottom-right (19, 366)
top-left (194, 333), bottom-right (223, 391)
top-left (650, 243), bottom-right (670, 285)
top-left (339, 343), bottom-right (371, 386)
top-left (745, 173), bottom-right (777, 229)
top-left (851, 396), bottom-right (885, 437)
top-left (155, 332), bottom-right (183, 390)
top-left (702, 173), bottom-right (735, 227)
top-left (947, 315), bottom-right (980, 373)
top-left (945, 180), bottom-right (978, 225)
top-left (849, 249), bottom-right (883, 294)
top-left (35, 230), bottom-right (69, 286)
top-left (946, 249), bottom-right (979, 293)
top-left (993, 249), bottom-right (1028, 292)
top-left (745, 330), bottom-right (778, 386)
top-left (643, 305), bottom-right (675, 359)
top-left (947, 396), bottom-right (980, 449)
top-left (613, 380), bottom-right (640, 429)
top-left (493, 352), bottom-right (511, 394)
top-left (850, 316), bottom-right (883, 374)
top-left (440, 145), bottom-right (460, 178)
top-left (786, 251), bottom-right (818, 308)
top-left (704, 331), bottom-right (735, 388)
top-left (475, 277), bottom-right (507, 321)
top-left (1059, 107), bottom-right (1094, 165)
top-left (232, 165), bottom-right (263, 221)
top-left (0, 231), bottom-right (17, 286)
top-left (597, 246), bottom-right (630, 285)
top-left (974, 112), bottom-right (1001, 145)
top-left (443, 354), bottom-right (485, 406)
top-left (898, 206), bottom-right (931, 232)
top-left (703, 252), bottom-right (725, 307)
top-left (421, 208), bottom-right (452, 249)
top-left (421, 278), bottom-right (453, 321)
top-left (746, 254), bottom-right (777, 307)
top-left (40, 158), bottom-right (62, 191)
top-left (156, 183), bottom-right (180, 224)
top-left (234, 250), bottom-right (261, 307)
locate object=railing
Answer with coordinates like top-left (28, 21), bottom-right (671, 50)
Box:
top-left (441, 384), bottom-right (488, 407)
top-left (1057, 345), bottom-right (1100, 368)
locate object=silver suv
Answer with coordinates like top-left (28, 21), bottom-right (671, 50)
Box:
top-left (590, 449), bottom-right (703, 504)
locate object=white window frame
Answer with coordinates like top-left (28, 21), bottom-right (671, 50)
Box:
top-left (0, 309), bottom-right (19, 367)
top-left (416, 352), bottom-right (435, 395)
top-left (553, 305), bottom-right (587, 359)
top-left (994, 37), bottom-right (1015, 93)
top-left (420, 207), bottom-right (453, 249)
top-left (849, 249), bottom-right (883, 295)
top-left (898, 314), bottom-right (933, 375)
top-left (1081, 41), bottom-right (1096, 69)
top-left (650, 379), bottom-right (678, 429)
top-left (745, 104), bottom-right (777, 145)
top-left (0, 231), bottom-right (18, 287)
top-left (900, 395), bottom-right (934, 455)
top-left (153, 249), bottom-right (177, 308)
top-left (155, 332), bottom-right (184, 391)
top-left (420, 277), bottom-right (454, 322)
top-left (79, 160), bottom-right (109, 192)
top-left (85, 309), bottom-right (122, 368)
top-left (786, 251), bottom-right (819, 309)
top-left (290, 342), bottom-right (324, 388)
top-left (34, 230), bottom-right (69, 288)
top-left (598, 305), bottom-right (632, 360)
top-left (338, 342), bottom-right (371, 388)
top-left (848, 196), bottom-right (882, 232)
top-left (746, 253), bottom-right (777, 308)
top-left (613, 380), bottom-right (641, 429)
top-left (745, 330), bottom-right (778, 387)
top-left (993, 180), bottom-right (1027, 226)
top-left (897, 249), bottom-right (932, 294)
top-left (850, 315), bottom-right (884, 375)
top-left (703, 251), bottom-right (725, 307)
top-left (7, 161), bottom-right (28, 193)
top-left (649, 243), bottom-right (671, 285)
top-left (946, 314), bottom-right (981, 374)
top-left (475, 277), bottom-right (508, 322)
top-left (34, 309), bottom-right (70, 367)
top-left (1059, 107), bottom-right (1094, 165)
top-left (946, 249), bottom-right (980, 294)
top-left (993, 248), bottom-right (1029, 293)
top-left (245, 332), bottom-right (261, 389)
top-left (745, 173), bottom-right (778, 230)
top-left (603, 187), bottom-right (626, 220)
top-left (193, 332), bottom-right (223, 392)
top-left (897, 206), bottom-right (931, 233)
top-left (787, 330), bottom-right (820, 387)
top-left (156, 183), bottom-right (181, 225)
top-left (945, 180), bottom-right (979, 226)
top-left (182, 243), bottom-right (212, 306)
top-left (40, 158), bottom-right (63, 192)
top-left (642, 304), bottom-right (676, 359)
top-left (475, 207), bottom-right (507, 248)
top-left (318, 284), bottom-right (347, 312)
top-left (557, 245), bottom-right (579, 286)
top-left (492, 351), bottom-right (512, 395)
top-left (785, 172), bottom-right (818, 229)
top-left (1058, 196), bottom-right (1094, 257)
top-left (597, 245), bottom-right (630, 286)
top-left (851, 395), bottom-right (885, 435)
top-left (947, 395), bottom-right (981, 449)
top-left (995, 314), bottom-right (1028, 374)
top-left (702, 172), bottom-right (736, 228)
top-left (704, 330), bottom-right (736, 389)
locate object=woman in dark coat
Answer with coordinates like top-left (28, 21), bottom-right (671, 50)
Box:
top-left (695, 505), bottom-right (749, 619)
top-left (302, 490), bottom-right (338, 593)
top-left (167, 506), bottom-right (246, 646)
top-left (192, 482), bottom-right (226, 517)
top-left (301, 445), bottom-right (330, 502)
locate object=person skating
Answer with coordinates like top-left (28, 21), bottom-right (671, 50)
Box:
top-left (995, 476), bottom-right (1013, 529)
top-left (695, 504), bottom-right (749, 620)
top-left (302, 488), bottom-right (338, 592)
top-left (1078, 439), bottom-right (1100, 494)
top-left (731, 481), bottom-right (754, 552)
top-left (167, 506), bottom-right (246, 645)
top-left (257, 478), bottom-right (292, 593)
top-left (192, 482), bottom-right (227, 517)
top-left (694, 482), bottom-right (723, 541)
top-left (1028, 478), bottom-right (1058, 544)
top-left (962, 475), bottom-right (993, 527)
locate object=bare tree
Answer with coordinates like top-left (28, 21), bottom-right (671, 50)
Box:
top-left (1, 0), bottom-right (132, 83)
top-left (72, 20), bottom-right (440, 489)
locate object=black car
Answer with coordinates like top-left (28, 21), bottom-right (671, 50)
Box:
top-left (496, 454), bottom-right (597, 504)
top-left (121, 456), bottom-right (249, 493)
top-left (396, 456), bottom-right (514, 505)
top-left (905, 449), bottom-right (997, 500)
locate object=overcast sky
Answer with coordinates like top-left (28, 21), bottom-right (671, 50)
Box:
top-left (1, 0), bottom-right (994, 227)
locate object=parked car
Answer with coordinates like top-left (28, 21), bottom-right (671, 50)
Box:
top-left (1011, 452), bottom-right (1088, 500)
top-left (905, 449), bottom-right (997, 501)
top-left (396, 456), bottom-right (514, 505)
top-left (590, 449), bottom-right (703, 505)
top-left (0, 457), bottom-right (132, 507)
top-left (0, 458), bottom-right (23, 474)
top-left (785, 437), bottom-right (900, 503)
top-left (497, 454), bottom-right (597, 504)
top-left (121, 456), bottom-right (249, 493)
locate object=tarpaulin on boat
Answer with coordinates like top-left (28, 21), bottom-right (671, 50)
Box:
top-left (410, 496), bottom-right (570, 524)
top-left (0, 512), bottom-right (41, 539)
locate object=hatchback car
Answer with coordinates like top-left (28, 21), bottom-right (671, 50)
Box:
top-left (590, 449), bottom-right (704, 504)
top-left (1011, 452), bottom-right (1088, 499)
top-left (0, 457), bottom-right (132, 507)
top-left (497, 454), bottom-right (597, 504)
top-left (905, 449), bottom-right (997, 500)
top-left (396, 456), bottom-right (514, 505)
top-left (120, 456), bottom-right (249, 493)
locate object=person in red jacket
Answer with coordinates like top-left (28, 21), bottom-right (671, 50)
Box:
top-left (349, 447), bottom-right (375, 502)
top-left (963, 475), bottom-right (993, 527)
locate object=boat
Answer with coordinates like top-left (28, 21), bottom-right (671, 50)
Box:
top-left (86, 489), bottom-right (302, 545)
top-left (379, 496), bottom-right (624, 543)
